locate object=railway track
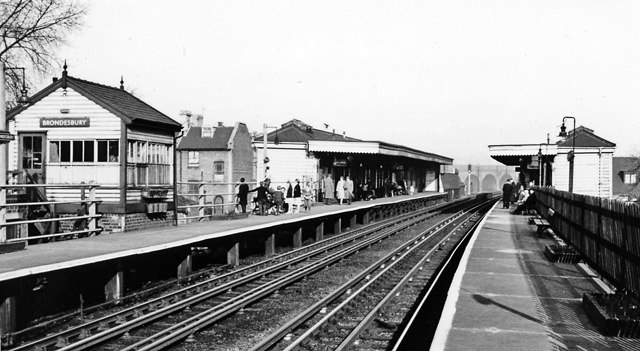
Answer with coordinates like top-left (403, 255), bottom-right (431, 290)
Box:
top-left (249, 197), bottom-right (495, 351)
top-left (7, 199), bottom-right (477, 351)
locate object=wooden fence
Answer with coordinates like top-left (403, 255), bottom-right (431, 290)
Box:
top-left (535, 187), bottom-right (640, 298)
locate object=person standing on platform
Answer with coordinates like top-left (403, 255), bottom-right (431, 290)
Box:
top-left (345, 176), bottom-right (354, 205)
top-left (285, 180), bottom-right (294, 214)
top-left (249, 181), bottom-right (270, 215)
top-left (302, 181), bottom-right (313, 212)
top-left (293, 179), bottom-right (302, 213)
top-left (336, 176), bottom-right (346, 205)
top-left (235, 178), bottom-right (250, 213)
top-left (502, 178), bottom-right (512, 209)
top-left (323, 174), bottom-right (335, 205)
top-left (273, 186), bottom-right (284, 215)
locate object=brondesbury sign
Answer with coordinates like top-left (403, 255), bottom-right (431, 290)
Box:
top-left (40, 117), bottom-right (90, 128)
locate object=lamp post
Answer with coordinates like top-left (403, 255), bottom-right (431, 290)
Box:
top-left (262, 124), bottom-right (280, 163)
top-left (467, 164), bottom-right (471, 195)
top-left (558, 116), bottom-right (576, 193)
top-left (537, 142), bottom-right (549, 187)
top-left (538, 144), bottom-right (543, 187)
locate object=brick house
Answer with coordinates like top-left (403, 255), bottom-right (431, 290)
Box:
top-left (176, 115), bottom-right (254, 214)
top-left (612, 157), bottom-right (640, 202)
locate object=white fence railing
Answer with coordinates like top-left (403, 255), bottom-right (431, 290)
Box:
top-left (0, 184), bottom-right (102, 245)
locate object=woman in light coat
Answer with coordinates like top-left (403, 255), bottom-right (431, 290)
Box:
top-left (336, 176), bottom-right (346, 205)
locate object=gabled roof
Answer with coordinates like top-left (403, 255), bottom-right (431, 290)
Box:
top-left (7, 71), bottom-right (182, 131)
top-left (177, 126), bottom-right (234, 150)
top-left (557, 126), bottom-right (616, 148)
top-left (256, 119), bottom-right (360, 143)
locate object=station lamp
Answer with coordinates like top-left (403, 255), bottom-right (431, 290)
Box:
top-left (558, 116), bottom-right (576, 193)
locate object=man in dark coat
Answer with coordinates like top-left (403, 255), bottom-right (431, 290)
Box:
top-left (502, 179), bottom-right (512, 209)
top-left (249, 181), bottom-right (270, 215)
top-left (236, 178), bottom-right (250, 213)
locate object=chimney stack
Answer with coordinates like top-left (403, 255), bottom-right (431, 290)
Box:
top-left (195, 114), bottom-right (203, 127)
top-left (179, 110), bottom-right (192, 128)
top-left (217, 122), bottom-right (223, 127)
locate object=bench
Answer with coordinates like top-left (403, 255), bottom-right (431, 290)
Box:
top-left (532, 218), bottom-right (551, 235)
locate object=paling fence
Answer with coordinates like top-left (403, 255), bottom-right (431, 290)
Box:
top-left (535, 187), bottom-right (640, 299)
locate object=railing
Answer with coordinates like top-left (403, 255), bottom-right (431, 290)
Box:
top-left (176, 181), bottom-right (258, 222)
top-left (0, 184), bottom-right (103, 245)
top-left (535, 187), bottom-right (640, 299)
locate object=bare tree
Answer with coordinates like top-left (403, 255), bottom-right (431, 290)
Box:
top-left (1, 0), bottom-right (87, 105)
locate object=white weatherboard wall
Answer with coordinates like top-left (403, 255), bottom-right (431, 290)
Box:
top-left (9, 87), bottom-right (121, 185)
top-left (553, 147), bottom-right (613, 197)
top-left (256, 143), bottom-right (319, 188)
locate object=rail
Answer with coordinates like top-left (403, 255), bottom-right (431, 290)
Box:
top-left (0, 184), bottom-right (103, 245)
top-left (176, 181), bottom-right (259, 221)
top-left (534, 186), bottom-right (640, 299)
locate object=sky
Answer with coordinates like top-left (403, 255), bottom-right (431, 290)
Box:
top-left (36, 0), bottom-right (640, 164)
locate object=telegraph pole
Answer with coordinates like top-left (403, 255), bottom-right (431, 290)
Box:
top-left (1, 62), bottom-right (8, 243)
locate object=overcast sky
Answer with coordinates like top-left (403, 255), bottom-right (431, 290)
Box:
top-left (43, 0), bottom-right (640, 164)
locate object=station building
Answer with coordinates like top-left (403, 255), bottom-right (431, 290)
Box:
top-left (5, 66), bottom-right (182, 232)
top-left (489, 126), bottom-right (616, 197)
top-left (253, 119), bottom-right (453, 199)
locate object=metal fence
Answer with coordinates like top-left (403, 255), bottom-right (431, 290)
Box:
top-left (0, 184), bottom-right (102, 245)
top-left (176, 181), bottom-right (258, 222)
top-left (535, 187), bottom-right (640, 298)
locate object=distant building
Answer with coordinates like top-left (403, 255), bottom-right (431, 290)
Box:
top-left (489, 126), bottom-right (616, 197)
top-left (6, 66), bottom-right (182, 232)
top-left (253, 119), bottom-right (453, 199)
top-left (450, 164), bottom-right (517, 194)
top-left (440, 173), bottom-right (464, 199)
top-left (612, 157), bottom-right (640, 201)
top-left (176, 111), bottom-right (253, 213)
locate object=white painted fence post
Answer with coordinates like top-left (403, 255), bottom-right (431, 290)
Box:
top-left (89, 186), bottom-right (97, 233)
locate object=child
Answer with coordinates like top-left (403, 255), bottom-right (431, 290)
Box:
top-left (303, 182), bottom-right (313, 212)
top-left (273, 186), bottom-right (284, 215)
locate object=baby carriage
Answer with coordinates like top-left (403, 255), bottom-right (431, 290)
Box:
top-left (252, 194), bottom-right (277, 215)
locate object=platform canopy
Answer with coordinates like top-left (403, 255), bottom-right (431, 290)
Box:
top-left (489, 143), bottom-right (557, 166)
top-left (309, 140), bottom-right (453, 165)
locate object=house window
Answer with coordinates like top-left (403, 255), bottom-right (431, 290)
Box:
top-left (214, 161), bottom-right (224, 182)
top-left (624, 172), bottom-right (637, 184)
top-left (188, 180), bottom-right (199, 194)
top-left (188, 151), bottom-right (199, 167)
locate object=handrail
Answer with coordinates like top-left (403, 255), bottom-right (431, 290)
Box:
top-left (1, 183), bottom-right (101, 245)
top-left (1, 184), bottom-right (101, 189)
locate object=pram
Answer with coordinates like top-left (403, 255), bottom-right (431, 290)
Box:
top-left (251, 194), bottom-right (278, 215)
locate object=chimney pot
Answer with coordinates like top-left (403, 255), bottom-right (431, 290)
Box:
top-left (52, 77), bottom-right (58, 82)
top-left (218, 122), bottom-right (223, 127)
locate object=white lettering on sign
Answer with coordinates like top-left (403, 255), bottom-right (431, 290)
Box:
top-left (40, 118), bottom-right (90, 128)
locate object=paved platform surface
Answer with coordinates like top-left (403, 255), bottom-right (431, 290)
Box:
top-left (431, 204), bottom-right (638, 351)
top-left (0, 193), bottom-right (441, 282)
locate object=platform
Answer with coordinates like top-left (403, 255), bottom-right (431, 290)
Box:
top-left (0, 193), bottom-right (441, 282)
top-left (430, 204), bottom-right (634, 351)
